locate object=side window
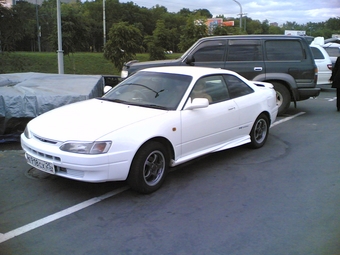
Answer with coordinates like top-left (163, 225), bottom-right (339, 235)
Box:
top-left (227, 39), bottom-right (263, 61)
top-left (265, 40), bottom-right (305, 61)
top-left (192, 40), bottom-right (226, 62)
top-left (223, 74), bottom-right (254, 99)
top-left (311, 47), bottom-right (324, 59)
top-left (324, 47), bottom-right (340, 58)
top-left (190, 75), bottom-right (229, 104)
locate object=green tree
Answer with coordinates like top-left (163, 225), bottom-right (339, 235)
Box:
top-left (326, 17), bottom-right (340, 34)
top-left (147, 20), bottom-right (169, 60)
top-left (246, 19), bottom-right (263, 34)
top-left (11, 2), bottom-right (37, 51)
top-left (60, 3), bottom-right (90, 54)
top-left (268, 25), bottom-right (283, 34)
top-left (178, 16), bottom-right (208, 52)
top-left (0, 5), bottom-right (26, 51)
top-left (104, 22), bottom-right (143, 70)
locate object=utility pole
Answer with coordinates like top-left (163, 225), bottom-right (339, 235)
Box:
top-left (35, 0), bottom-right (41, 52)
top-left (103, 0), bottom-right (106, 47)
top-left (56, 0), bottom-right (64, 74)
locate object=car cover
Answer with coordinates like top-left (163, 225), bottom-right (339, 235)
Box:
top-left (0, 72), bottom-right (104, 139)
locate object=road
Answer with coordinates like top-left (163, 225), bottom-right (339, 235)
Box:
top-left (0, 89), bottom-right (339, 255)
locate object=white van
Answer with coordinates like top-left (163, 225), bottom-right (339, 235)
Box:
top-left (323, 42), bottom-right (340, 67)
top-left (310, 44), bottom-right (332, 86)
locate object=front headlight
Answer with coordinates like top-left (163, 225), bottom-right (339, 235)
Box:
top-left (60, 141), bottom-right (112, 154)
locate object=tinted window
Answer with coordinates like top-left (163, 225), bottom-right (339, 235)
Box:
top-left (265, 40), bottom-right (305, 61)
top-left (311, 47), bottom-right (324, 59)
top-left (223, 74), bottom-right (254, 98)
top-left (190, 75), bottom-right (229, 104)
top-left (227, 39), bottom-right (263, 61)
top-left (324, 47), bottom-right (340, 57)
top-left (193, 41), bottom-right (226, 62)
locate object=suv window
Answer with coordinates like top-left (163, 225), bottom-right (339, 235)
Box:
top-left (223, 74), bottom-right (254, 98)
top-left (227, 39), bottom-right (263, 61)
top-left (193, 40), bottom-right (226, 62)
top-left (265, 40), bottom-right (305, 61)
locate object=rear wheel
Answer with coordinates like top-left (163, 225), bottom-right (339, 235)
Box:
top-left (273, 82), bottom-right (291, 115)
top-left (249, 114), bottom-right (269, 149)
top-left (127, 141), bottom-right (168, 194)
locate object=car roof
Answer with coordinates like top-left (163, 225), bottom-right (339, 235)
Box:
top-left (323, 43), bottom-right (340, 48)
top-left (140, 66), bottom-right (237, 78)
top-left (195, 35), bottom-right (311, 43)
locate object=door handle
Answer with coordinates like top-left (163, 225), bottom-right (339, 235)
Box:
top-left (228, 107), bottom-right (236, 111)
top-left (254, 67), bottom-right (263, 71)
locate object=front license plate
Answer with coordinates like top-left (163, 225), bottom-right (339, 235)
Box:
top-left (26, 153), bottom-right (55, 174)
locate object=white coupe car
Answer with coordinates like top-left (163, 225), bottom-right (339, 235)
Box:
top-left (21, 66), bottom-right (278, 193)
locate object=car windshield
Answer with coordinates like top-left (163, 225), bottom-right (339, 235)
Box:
top-left (102, 71), bottom-right (192, 110)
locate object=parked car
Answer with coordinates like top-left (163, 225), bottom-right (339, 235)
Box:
top-left (310, 44), bottom-right (332, 86)
top-left (322, 42), bottom-right (340, 67)
top-left (21, 66), bottom-right (278, 194)
top-left (122, 35), bottom-right (320, 115)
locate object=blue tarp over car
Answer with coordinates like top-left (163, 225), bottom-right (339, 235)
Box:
top-left (0, 72), bottom-right (104, 140)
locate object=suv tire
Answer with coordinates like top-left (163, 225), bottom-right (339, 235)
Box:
top-left (273, 82), bottom-right (290, 115)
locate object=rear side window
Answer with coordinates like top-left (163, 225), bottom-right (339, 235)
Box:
top-left (310, 47), bottom-right (324, 59)
top-left (193, 40), bottom-right (226, 62)
top-left (223, 74), bottom-right (254, 99)
top-left (265, 40), bottom-right (305, 61)
top-left (227, 39), bottom-right (263, 61)
top-left (324, 47), bottom-right (340, 57)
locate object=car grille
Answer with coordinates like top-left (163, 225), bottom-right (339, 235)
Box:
top-left (22, 144), bottom-right (61, 162)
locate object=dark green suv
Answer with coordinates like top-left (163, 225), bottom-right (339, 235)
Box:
top-left (121, 35), bottom-right (320, 115)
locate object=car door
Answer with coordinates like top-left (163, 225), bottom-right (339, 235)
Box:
top-left (223, 74), bottom-right (258, 133)
top-left (187, 39), bottom-right (227, 69)
top-left (224, 39), bottom-right (265, 80)
top-left (180, 75), bottom-right (239, 159)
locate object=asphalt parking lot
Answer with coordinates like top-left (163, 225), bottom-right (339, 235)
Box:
top-left (1, 89), bottom-right (339, 255)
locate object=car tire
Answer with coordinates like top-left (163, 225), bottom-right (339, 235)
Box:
top-left (272, 82), bottom-right (291, 115)
top-left (249, 113), bottom-right (269, 149)
top-left (127, 141), bottom-right (168, 194)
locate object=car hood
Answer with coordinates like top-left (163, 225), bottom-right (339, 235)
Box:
top-left (28, 98), bottom-right (167, 141)
top-left (125, 59), bottom-right (182, 75)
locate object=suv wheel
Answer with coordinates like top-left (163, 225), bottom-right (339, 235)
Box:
top-left (272, 82), bottom-right (291, 115)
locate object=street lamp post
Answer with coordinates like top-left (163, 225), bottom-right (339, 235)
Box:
top-left (35, 0), bottom-right (41, 52)
top-left (56, 0), bottom-right (64, 74)
top-left (232, 0), bottom-right (242, 29)
top-left (103, 0), bottom-right (106, 47)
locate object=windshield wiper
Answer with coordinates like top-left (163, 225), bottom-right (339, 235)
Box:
top-left (124, 83), bottom-right (164, 98)
top-left (141, 104), bottom-right (169, 110)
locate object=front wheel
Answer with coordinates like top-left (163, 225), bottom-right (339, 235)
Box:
top-left (127, 141), bottom-right (169, 194)
top-left (249, 114), bottom-right (269, 149)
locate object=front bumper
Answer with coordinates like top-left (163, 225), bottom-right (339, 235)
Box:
top-left (21, 134), bottom-right (131, 182)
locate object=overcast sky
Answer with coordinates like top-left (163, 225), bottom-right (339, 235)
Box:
top-left (120, 0), bottom-right (340, 25)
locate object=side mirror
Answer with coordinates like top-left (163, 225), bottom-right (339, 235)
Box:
top-left (184, 98), bottom-right (209, 110)
top-left (103, 86), bottom-right (112, 94)
top-left (185, 55), bottom-right (195, 66)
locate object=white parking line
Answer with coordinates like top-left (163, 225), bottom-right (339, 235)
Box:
top-left (0, 186), bottom-right (130, 243)
top-left (271, 112), bottom-right (306, 127)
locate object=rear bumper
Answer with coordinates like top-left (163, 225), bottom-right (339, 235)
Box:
top-left (297, 88), bottom-right (321, 100)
